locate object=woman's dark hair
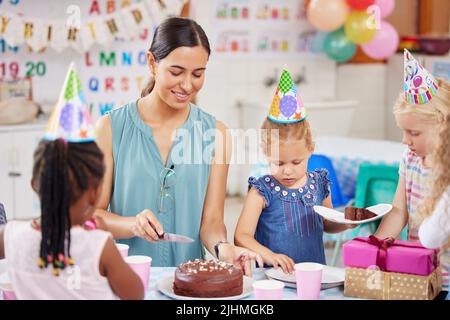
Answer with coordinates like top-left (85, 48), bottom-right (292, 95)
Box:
top-left (32, 139), bottom-right (104, 275)
top-left (141, 17), bottom-right (210, 97)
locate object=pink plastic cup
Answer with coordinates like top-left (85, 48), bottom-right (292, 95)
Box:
top-left (2, 290), bottom-right (17, 300)
top-left (124, 255), bottom-right (152, 291)
top-left (295, 262), bottom-right (323, 300)
top-left (253, 280), bottom-right (284, 300)
top-left (115, 243), bottom-right (129, 258)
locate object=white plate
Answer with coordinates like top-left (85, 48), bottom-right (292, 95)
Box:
top-left (158, 275), bottom-right (253, 300)
top-left (313, 203), bottom-right (392, 225)
top-left (264, 265), bottom-right (345, 289)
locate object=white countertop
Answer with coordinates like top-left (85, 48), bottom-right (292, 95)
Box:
top-left (0, 115), bottom-right (49, 133)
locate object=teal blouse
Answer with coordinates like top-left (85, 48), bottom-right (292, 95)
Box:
top-left (108, 100), bottom-right (216, 266)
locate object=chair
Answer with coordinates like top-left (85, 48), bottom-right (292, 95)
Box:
top-left (308, 154), bottom-right (353, 266)
top-left (350, 163), bottom-right (407, 239)
top-left (307, 154), bottom-right (351, 208)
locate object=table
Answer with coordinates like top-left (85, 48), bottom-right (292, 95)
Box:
top-left (146, 267), bottom-right (356, 300)
top-left (251, 135), bottom-right (405, 199)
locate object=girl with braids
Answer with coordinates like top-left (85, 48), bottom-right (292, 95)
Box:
top-left (419, 112), bottom-right (450, 299)
top-left (0, 139), bottom-right (144, 299)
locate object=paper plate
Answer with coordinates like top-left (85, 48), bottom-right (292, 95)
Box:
top-left (264, 265), bottom-right (345, 289)
top-left (313, 204), bottom-right (392, 225)
top-left (158, 275), bottom-right (253, 300)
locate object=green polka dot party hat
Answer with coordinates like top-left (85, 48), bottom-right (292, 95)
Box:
top-left (268, 69), bottom-right (307, 123)
top-left (44, 62), bottom-right (95, 142)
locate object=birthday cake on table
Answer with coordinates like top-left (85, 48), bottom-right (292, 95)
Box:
top-left (173, 259), bottom-right (243, 298)
top-left (344, 207), bottom-right (377, 221)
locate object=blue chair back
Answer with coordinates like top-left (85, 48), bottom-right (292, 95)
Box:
top-left (307, 154), bottom-right (350, 208)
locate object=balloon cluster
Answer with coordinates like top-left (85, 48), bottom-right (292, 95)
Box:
top-left (307, 0), bottom-right (398, 62)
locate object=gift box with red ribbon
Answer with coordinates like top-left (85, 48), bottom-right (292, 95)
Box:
top-left (342, 236), bottom-right (438, 276)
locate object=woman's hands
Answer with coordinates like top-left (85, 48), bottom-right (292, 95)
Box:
top-left (218, 243), bottom-right (264, 277)
top-left (132, 209), bottom-right (164, 242)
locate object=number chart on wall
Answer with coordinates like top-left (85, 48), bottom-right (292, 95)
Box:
top-left (0, 0), bottom-right (184, 119)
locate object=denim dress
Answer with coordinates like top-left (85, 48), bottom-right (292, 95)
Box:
top-left (249, 169), bottom-right (330, 265)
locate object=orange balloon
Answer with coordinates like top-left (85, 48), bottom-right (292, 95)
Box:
top-left (307, 0), bottom-right (349, 32)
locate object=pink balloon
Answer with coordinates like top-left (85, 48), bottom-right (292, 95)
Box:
top-left (361, 21), bottom-right (399, 59)
top-left (374, 0), bottom-right (395, 18)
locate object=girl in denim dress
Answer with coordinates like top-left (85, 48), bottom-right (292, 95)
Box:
top-left (235, 69), bottom-right (354, 273)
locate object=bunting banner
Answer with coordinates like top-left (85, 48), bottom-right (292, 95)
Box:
top-left (0, 0), bottom-right (187, 53)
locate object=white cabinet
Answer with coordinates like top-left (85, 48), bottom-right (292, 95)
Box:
top-left (0, 122), bottom-right (45, 221)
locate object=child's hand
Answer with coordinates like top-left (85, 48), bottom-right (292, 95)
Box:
top-left (345, 223), bottom-right (358, 230)
top-left (92, 215), bottom-right (108, 231)
top-left (264, 253), bottom-right (294, 274)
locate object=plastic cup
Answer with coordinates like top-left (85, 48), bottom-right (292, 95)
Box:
top-left (295, 262), bottom-right (323, 300)
top-left (253, 280), bottom-right (284, 300)
top-left (2, 290), bottom-right (17, 300)
top-left (115, 243), bottom-right (129, 258)
top-left (124, 255), bottom-right (152, 292)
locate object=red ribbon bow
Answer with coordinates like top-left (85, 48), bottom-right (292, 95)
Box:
top-left (367, 236), bottom-right (395, 271)
top-left (354, 236), bottom-right (395, 271)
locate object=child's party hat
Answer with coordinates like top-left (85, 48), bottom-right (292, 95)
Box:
top-left (404, 49), bottom-right (439, 105)
top-left (268, 69), bottom-right (307, 123)
top-left (44, 62), bottom-right (95, 142)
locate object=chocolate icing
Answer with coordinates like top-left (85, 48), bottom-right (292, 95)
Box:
top-left (173, 259), bottom-right (243, 298)
top-left (345, 207), bottom-right (377, 221)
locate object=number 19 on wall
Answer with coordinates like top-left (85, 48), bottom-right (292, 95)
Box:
top-left (0, 61), bottom-right (47, 80)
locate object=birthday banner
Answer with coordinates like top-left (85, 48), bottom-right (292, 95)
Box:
top-left (0, 0), bottom-right (186, 53)
top-left (0, 0), bottom-right (186, 120)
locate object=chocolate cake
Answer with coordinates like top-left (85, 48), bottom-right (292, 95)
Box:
top-left (345, 206), bottom-right (377, 221)
top-left (173, 259), bottom-right (243, 298)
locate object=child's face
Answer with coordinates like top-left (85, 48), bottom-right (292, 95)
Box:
top-left (267, 139), bottom-right (313, 188)
top-left (395, 112), bottom-right (438, 158)
top-left (70, 183), bottom-right (103, 226)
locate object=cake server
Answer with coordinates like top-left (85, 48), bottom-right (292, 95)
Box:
top-left (158, 232), bottom-right (194, 243)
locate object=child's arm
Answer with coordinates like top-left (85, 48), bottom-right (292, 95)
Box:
top-left (322, 188), bottom-right (355, 233)
top-left (234, 188), bottom-right (294, 273)
top-left (374, 176), bottom-right (408, 239)
top-left (419, 188), bottom-right (450, 249)
top-left (99, 237), bottom-right (145, 300)
top-left (0, 225), bottom-right (4, 259)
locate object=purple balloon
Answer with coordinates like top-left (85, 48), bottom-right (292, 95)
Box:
top-left (374, 0), bottom-right (395, 18)
top-left (60, 103), bottom-right (84, 132)
top-left (361, 21), bottom-right (399, 60)
top-left (280, 96), bottom-right (297, 118)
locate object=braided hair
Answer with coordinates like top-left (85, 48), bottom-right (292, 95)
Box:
top-left (32, 139), bottom-right (104, 276)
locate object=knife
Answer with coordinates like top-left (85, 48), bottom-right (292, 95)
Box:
top-left (148, 220), bottom-right (194, 243)
top-left (158, 232), bottom-right (194, 243)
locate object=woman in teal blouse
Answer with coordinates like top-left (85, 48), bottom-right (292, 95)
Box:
top-left (95, 17), bottom-right (261, 274)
